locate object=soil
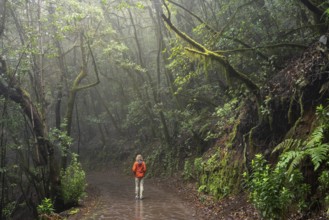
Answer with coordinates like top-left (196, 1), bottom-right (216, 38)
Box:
top-left (152, 174), bottom-right (260, 220)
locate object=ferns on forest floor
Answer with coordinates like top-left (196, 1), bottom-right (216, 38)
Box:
top-left (246, 104), bottom-right (329, 218)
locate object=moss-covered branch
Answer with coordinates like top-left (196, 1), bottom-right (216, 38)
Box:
top-left (167, 0), bottom-right (268, 60)
top-left (64, 33), bottom-right (100, 137)
top-left (220, 43), bottom-right (308, 54)
top-left (161, 10), bottom-right (261, 105)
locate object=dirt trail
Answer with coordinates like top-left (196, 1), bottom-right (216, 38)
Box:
top-left (74, 171), bottom-right (199, 220)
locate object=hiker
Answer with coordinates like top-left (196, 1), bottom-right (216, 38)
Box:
top-left (132, 154), bottom-right (147, 199)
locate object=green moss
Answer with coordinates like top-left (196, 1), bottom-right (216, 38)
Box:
top-left (193, 148), bottom-right (244, 200)
top-left (146, 146), bottom-right (180, 177)
top-left (242, 133), bottom-right (249, 171)
top-left (287, 90), bottom-right (296, 124)
top-left (299, 91), bottom-right (304, 116)
top-left (248, 126), bottom-right (255, 155)
top-left (285, 91), bottom-right (304, 139)
top-left (228, 118), bottom-right (240, 147)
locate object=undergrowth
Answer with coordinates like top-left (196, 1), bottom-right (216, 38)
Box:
top-left (245, 104), bottom-right (329, 219)
top-left (60, 153), bottom-right (87, 206)
top-left (184, 147), bottom-right (244, 200)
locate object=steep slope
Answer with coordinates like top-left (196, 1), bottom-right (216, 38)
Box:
top-left (239, 34), bottom-right (329, 161)
top-left (189, 34), bottom-right (329, 218)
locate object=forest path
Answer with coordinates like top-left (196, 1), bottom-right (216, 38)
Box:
top-left (72, 171), bottom-right (200, 220)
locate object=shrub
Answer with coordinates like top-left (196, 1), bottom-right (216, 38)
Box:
top-left (37, 198), bottom-right (54, 215)
top-left (60, 153), bottom-right (87, 205)
top-left (245, 154), bottom-right (309, 219)
top-left (183, 160), bottom-right (193, 180)
top-left (318, 170), bottom-right (329, 215)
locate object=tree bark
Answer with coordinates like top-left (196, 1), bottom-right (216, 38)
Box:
top-left (62, 33), bottom-right (100, 169)
top-left (0, 98), bottom-right (8, 219)
top-left (0, 57), bottom-right (60, 200)
top-left (0, 0), bottom-right (60, 202)
top-left (65, 33), bottom-right (100, 136)
top-left (0, 0), bottom-right (6, 37)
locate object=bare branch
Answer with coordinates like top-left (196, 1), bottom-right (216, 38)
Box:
top-left (219, 43), bottom-right (308, 54)
top-left (162, 0), bottom-right (171, 21)
top-left (299, 0), bottom-right (324, 17)
top-left (218, 0), bottom-right (255, 36)
top-left (0, 0), bottom-right (7, 37)
top-left (167, 0), bottom-right (217, 34)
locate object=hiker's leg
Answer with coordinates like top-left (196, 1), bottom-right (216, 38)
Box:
top-left (140, 178), bottom-right (144, 199)
top-left (135, 178), bottom-right (140, 198)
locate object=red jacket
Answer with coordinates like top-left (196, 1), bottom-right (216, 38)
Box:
top-left (132, 161), bottom-right (146, 178)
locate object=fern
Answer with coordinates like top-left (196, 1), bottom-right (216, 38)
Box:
top-left (278, 150), bottom-right (306, 175)
top-left (279, 151), bottom-right (300, 167)
top-left (287, 151), bottom-right (307, 175)
top-left (278, 137), bottom-right (329, 174)
top-left (246, 154), bottom-right (309, 219)
top-left (306, 144), bottom-right (329, 170)
top-left (276, 105), bottom-right (329, 174)
top-left (306, 125), bottom-right (324, 147)
top-left (272, 139), bottom-right (302, 154)
top-left (249, 104), bottom-right (329, 217)
top-left (303, 123), bottom-right (329, 171)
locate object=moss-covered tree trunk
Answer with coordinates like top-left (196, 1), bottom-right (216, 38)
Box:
top-left (0, 57), bottom-right (60, 201)
top-left (62, 32), bottom-right (100, 169)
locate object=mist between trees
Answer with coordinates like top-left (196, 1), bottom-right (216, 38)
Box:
top-left (0, 0), bottom-right (328, 219)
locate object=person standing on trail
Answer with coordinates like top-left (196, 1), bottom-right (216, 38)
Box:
top-left (132, 154), bottom-right (147, 200)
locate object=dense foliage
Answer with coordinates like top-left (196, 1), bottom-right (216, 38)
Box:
top-left (245, 154), bottom-right (309, 219)
top-left (0, 0), bottom-right (328, 218)
top-left (60, 154), bottom-right (86, 206)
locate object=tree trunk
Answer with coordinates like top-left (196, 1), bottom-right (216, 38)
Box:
top-left (62, 33), bottom-right (100, 168)
top-left (0, 0), bottom-right (6, 37)
top-left (0, 57), bottom-right (60, 200)
top-left (0, 99), bottom-right (8, 219)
